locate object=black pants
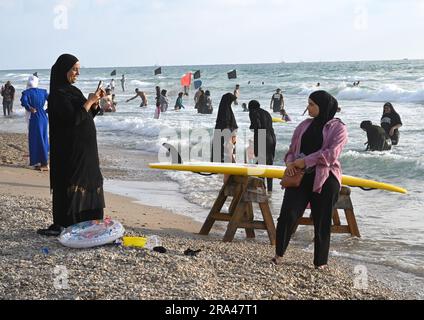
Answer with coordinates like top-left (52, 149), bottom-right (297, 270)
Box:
top-left (276, 172), bottom-right (340, 266)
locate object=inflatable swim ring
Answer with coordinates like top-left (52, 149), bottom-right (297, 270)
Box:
top-left (59, 219), bottom-right (125, 249)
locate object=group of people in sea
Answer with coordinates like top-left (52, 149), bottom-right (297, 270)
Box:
top-left (1, 53), bottom-right (405, 271)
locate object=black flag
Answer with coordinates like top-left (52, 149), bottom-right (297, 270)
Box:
top-left (194, 70), bottom-right (201, 79)
top-left (33, 72), bottom-right (38, 77)
top-left (154, 67), bottom-right (162, 76)
top-left (110, 70), bottom-right (117, 76)
top-left (227, 69), bottom-right (237, 80)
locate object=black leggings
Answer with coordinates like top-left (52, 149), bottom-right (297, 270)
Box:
top-left (275, 172), bottom-right (340, 266)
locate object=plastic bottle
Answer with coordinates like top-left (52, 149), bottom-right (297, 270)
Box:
top-left (144, 235), bottom-right (161, 250)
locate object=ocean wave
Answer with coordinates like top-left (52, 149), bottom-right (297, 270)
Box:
top-left (335, 84), bottom-right (424, 103)
top-left (130, 80), bottom-right (155, 87)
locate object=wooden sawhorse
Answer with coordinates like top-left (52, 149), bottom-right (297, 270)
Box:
top-left (293, 186), bottom-right (361, 237)
top-left (199, 175), bottom-right (276, 244)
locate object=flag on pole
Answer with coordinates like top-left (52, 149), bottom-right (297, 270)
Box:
top-left (227, 69), bottom-right (237, 79)
top-left (154, 67), bottom-right (162, 76)
top-left (193, 70), bottom-right (201, 79)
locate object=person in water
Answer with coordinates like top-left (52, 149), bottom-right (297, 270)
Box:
top-left (126, 88), bottom-right (148, 107)
top-left (273, 91), bottom-right (348, 269)
top-left (212, 93), bottom-right (238, 164)
top-left (37, 54), bottom-right (106, 237)
top-left (175, 92), bottom-right (185, 110)
top-left (248, 100), bottom-right (276, 192)
top-left (270, 88), bottom-right (285, 113)
top-left (20, 75), bottom-right (49, 171)
top-left (360, 121), bottom-right (392, 151)
top-left (381, 102), bottom-right (402, 146)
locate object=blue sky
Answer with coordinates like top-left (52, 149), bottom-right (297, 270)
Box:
top-left (0, 0), bottom-right (423, 69)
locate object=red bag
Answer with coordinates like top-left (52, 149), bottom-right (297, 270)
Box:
top-left (281, 169), bottom-right (305, 188)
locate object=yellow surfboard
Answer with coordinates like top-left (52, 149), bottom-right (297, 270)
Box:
top-left (149, 162), bottom-right (407, 194)
top-left (272, 117), bottom-right (286, 123)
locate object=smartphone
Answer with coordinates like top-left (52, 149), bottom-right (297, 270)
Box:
top-left (96, 81), bottom-right (103, 91)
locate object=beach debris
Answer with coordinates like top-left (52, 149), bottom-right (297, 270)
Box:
top-left (184, 248), bottom-right (201, 257)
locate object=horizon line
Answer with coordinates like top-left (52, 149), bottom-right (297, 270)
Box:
top-left (1, 57), bottom-right (422, 72)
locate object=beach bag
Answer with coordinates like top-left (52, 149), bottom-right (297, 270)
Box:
top-left (281, 169), bottom-right (305, 188)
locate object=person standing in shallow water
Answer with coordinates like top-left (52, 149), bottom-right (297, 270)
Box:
top-left (37, 54), bottom-right (106, 236)
top-left (248, 100), bottom-right (276, 192)
top-left (272, 91), bottom-right (348, 269)
top-left (381, 102), bottom-right (402, 146)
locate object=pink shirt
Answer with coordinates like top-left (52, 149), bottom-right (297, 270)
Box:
top-left (284, 118), bottom-right (348, 193)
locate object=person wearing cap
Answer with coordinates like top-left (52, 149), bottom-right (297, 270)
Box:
top-left (272, 91), bottom-right (348, 269)
top-left (270, 88), bottom-right (285, 113)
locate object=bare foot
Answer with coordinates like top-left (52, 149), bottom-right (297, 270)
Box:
top-left (314, 265), bottom-right (328, 270)
top-left (271, 256), bottom-right (284, 265)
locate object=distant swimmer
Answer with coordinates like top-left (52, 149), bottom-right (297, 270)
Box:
top-left (126, 88), bottom-right (148, 107)
top-left (121, 74), bottom-right (126, 92)
top-left (353, 81), bottom-right (361, 87)
top-left (242, 103), bottom-right (248, 112)
top-left (280, 108), bottom-right (291, 122)
top-left (360, 121), bottom-right (392, 151)
top-left (174, 92), bottom-right (185, 110)
top-left (205, 90), bottom-right (213, 114)
top-left (381, 102), bottom-right (402, 145)
top-left (317, 82), bottom-right (321, 87)
top-left (233, 84), bottom-right (240, 105)
top-left (110, 78), bottom-right (116, 92)
top-left (160, 89), bottom-right (169, 112)
top-left (194, 87), bottom-right (202, 108)
top-left (270, 88), bottom-right (285, 113)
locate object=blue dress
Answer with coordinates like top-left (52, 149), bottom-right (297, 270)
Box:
top-left (21, 88), bottom-right (49, 166)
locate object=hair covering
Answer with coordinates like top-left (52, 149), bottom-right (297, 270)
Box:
top-left (309, 90), bottom-right (339, 126)
top-left (248, 100), bottom-right (260, 111)
top-left (215, 93), bottom-right (238, 131)
top-left (49, 54), bottom-right (79, 93)
top-left (27, 75), bottom-right (39, 89)
top-left (360, 120), bottom-right (373, 130)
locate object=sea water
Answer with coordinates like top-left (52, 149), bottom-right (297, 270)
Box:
top-left (1, 60), bottom-right (423, 297)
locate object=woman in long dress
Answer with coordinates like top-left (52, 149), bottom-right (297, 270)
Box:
top-left (37, 54), bottom-right (106, 236)
top-left (20, 75), bottom-right (49, 170)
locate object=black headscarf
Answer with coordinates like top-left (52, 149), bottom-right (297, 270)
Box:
top-left (301, 91), bottom-right (339, 156)
top-left (49, 54), bottom-right (79, 93)
top-left (309, 90), bottom-right (339, 126)
top-left (215, 93), bottom-right (238, 131)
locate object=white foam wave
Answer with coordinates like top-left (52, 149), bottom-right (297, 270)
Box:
top-left (336, 84), bottom-right (424, 103)
top-left (130, 80), bottom-right (155, 87)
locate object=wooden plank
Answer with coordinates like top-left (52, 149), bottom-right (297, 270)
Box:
top-left (245, 202), bottom-right (256, 239)
top-left (199, 182), bottom-right (228, 235)
top-left (259, 202), bottom-right (276, 245)
top-left (332, 209), bottom-right (341, 226)
top-left (345, 209), bottom-right (361, 237)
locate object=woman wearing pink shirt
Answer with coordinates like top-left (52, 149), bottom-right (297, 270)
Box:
top-left (272, 91), bottom-right (348, 269)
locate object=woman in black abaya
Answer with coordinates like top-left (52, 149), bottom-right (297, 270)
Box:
top-left (37, 54), bottom-right (106, 236)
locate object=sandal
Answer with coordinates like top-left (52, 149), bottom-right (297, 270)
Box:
top-left (37, 224), bottom-right (63, 237)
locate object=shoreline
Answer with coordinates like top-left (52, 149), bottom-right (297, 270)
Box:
top-left (0, 132), bottom-right (414, 300)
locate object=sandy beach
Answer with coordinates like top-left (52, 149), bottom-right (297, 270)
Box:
top-left (0, 132), bottom-right (409, 300)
